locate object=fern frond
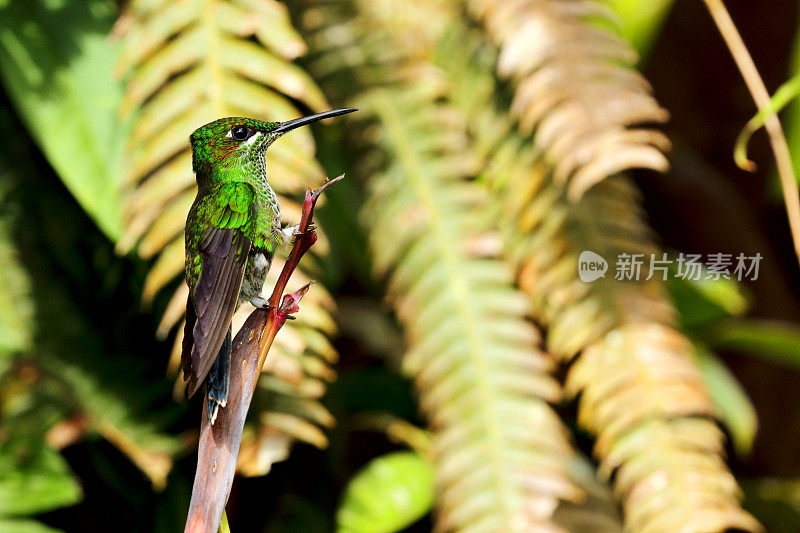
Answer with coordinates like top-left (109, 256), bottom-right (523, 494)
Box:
top-left (365, 83), bottom-right (580, 533)
top-left (302, 3), bottom-right (586, 529)
top-left (509, 171), bottom-right (759, 531)
top-left (567, 322), bottom-right (745, 530)
top-left (115, 0), bottom-right (337, 474)
top-left (439, 7), bottom-right (761, 531)
top-left (467, 0), bottom-right (670, 201)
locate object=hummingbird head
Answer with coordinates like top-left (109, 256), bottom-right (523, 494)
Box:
top-left (189, 108), bottom-right (357, 180)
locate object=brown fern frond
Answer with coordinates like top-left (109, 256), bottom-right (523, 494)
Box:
top-left (467, 0), bottom-right (671, 201)
top-left (437, 8), bottom-right (761, 532)
top-left (115, 0), bottom-right (337, 474)
top-left (567, 322), bottom-right (762, 533)
top-left (508, 167), bottom-right (759, 531)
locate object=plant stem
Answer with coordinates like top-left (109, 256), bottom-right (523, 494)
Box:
top-left (252, 174), bottom-right (344, 391)
top-left (702, 0), bottom-right (800, 267)
top-left (184, 175), bottom-right (344, 533)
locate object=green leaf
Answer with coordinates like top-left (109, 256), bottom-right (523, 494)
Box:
top-left (693, 343), bottom-right (757, 456)
top-left (336, 452), bottom-right (434, 533)
top-left (703, 318), bottom-right (800, 370)
top-left (0, 110), bottom-right (183, 488)
top-left (0, 171), bottom-right (33, 356)
top-left (667, 269), bottom-right (749, 328)
top-left (782, 30), bottom-right (800, 187)
top-left (0, 0), bottom-right (125, 238)
top-left (608, 0), bottom-right (675, 58)
top-left (0, 444), bottom-right (81, 516)
top-left (217, 510), bottom-right (230, 533)
top-left (735, 73), bottom-right (800, 172)
top-left (743, 478), bottom-right (800, 532)
top-left (0, 518), bottom-right (62, 533)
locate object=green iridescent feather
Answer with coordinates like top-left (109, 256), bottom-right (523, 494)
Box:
top-left (184, 181), bottom-right (276, 291)
top-left (181, 109), bottom-right (355, 420)
top-left (185, 117), bottom-right (285, 293)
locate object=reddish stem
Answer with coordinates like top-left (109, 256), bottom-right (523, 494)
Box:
top-left (184, 175), bottom-right (344, 533)
top-left (266, 174), bottom-right (344, 311)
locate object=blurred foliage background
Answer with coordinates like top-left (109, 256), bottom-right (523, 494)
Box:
top-left (2, 0), bottom-right (800, 531)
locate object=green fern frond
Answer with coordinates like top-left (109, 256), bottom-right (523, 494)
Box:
top-left (302, 4), bottom-right (587, 528)
top-left (115, 0), bottom-right (337, 474)
top-left (437, 6), bottom-right (761, 531)
top-left (364, 83), bottom-right (581, 533)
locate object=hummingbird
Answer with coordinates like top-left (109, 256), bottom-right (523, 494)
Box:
top-left (182, 108), bottom-right (357, 424)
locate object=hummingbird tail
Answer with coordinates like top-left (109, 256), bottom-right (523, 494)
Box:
top-left (206, 327), bottom-right (232, 425)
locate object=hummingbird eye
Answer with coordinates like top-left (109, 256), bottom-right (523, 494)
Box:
top-left (230, 125), bottom-right (251, 141)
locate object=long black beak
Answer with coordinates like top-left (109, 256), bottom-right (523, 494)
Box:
top-left (272, 108), bottom-right (357, 134)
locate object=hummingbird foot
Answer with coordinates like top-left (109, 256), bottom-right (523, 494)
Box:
top-left (280, 224), bottom-right (300, 243)
top-left (249, 296), bottom-right (273, 309)
top-left (280, 223), bottom-right (315, 243)
top-left (208, 401), bottom-right (221, 425)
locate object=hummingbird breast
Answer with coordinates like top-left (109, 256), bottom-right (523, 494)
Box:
top-left (240, 158), bottom-right (281, 303)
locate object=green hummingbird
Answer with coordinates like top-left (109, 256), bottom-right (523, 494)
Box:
top-left (182, 108), bottom-right (356, 423)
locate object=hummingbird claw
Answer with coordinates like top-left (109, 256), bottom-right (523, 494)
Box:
top-left (282, 223), bottom-right (315, 241)
top-left (249, 296), bottom-right (273, 310)
top-left (280, 224), bottom-right (301, 243)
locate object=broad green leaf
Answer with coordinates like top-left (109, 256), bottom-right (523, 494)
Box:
top-left (0, 519), bottom-right (62, 533)
top-left (0, 109), bottom-right (182, 488)
top-left (0, 172), bottom-right (33, 356)
top-left (0, 445), bottom-right (81, 516)
top-left (218, 510), bottom-right (230, 533)
top-left (667, 264), bottom-right (748, 328)
top-left (608, 0), bottom-right (675, 58)
top-left (693, 343), bottom-right (757, 456)
top-left (0, 0), bottom-right (125, 238)
top-left (703, 318), bottom-right (800, 370)
top-left (336, 452), bottom-right (434, 533)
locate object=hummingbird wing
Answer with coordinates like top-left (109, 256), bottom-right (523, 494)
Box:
top-left (182, 183), bottom-right (255, 398)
